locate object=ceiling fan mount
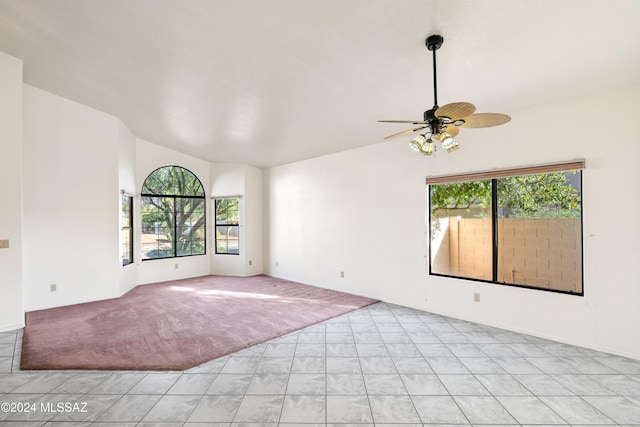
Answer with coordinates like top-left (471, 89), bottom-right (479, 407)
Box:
top-left (425, 34), bottom-right (443, 51)
top-left (379, 34), bottom-right (511, 155)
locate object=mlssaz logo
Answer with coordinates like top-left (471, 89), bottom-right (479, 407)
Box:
top-left (41, 402), bottom-right (88, 413)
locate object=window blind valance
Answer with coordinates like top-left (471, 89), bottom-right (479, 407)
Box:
top-left (425, 160), bottom-right (585, 185)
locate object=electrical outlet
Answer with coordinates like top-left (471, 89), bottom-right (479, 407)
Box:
top-left (276, 261), bottom-right (279, 267)
top-left (174, 263), bottom-right (178, 269)
top-left (340, 271), bottom-right (344, 278)
top-left (50, 284), bottom-right (57, 292)
top-left (473, 292), bottom-right (480, 302)
top-left (249, 260), bottom-right (252, 266)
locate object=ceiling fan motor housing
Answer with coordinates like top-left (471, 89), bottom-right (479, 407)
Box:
top-left (423, 108), bottom-right (443, 135)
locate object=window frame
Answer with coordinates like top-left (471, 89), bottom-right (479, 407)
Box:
top-left (121, 193), bottom-right (134, 266)
top-left (214, 197), bottom-right (240, 255)
top-left (427, 161), bottom-right (584, 296)
top-left (140, 166), bottom-right (206, 261)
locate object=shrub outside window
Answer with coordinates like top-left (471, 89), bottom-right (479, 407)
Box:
top-left (141, 166), bottom-right (206, 260)
top-left (215, 198), bottom-right (240, 254)
top-left (428, 162), bottom-right (583, 295)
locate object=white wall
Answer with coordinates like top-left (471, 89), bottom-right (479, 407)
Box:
top-left (136, 138), bottom-right (211, 284)
top-left (0, 52), bottom-right (24, 331)
top-left (264, 140), bottom-right (428, 300)
top-left (22, 85), bottom-right (121, 310)
top-left (118, 120), bottom-right (137, 295)
top-left (265, 84), bottom-right (640, 359)
top-left (210, 163), bottom-right (263, 276)
top-left (244, 164), bottom-right (264, 276)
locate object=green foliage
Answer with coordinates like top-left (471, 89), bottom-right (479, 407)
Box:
top-left (141, 197), bottom-right (171, 229)
top-left (497, 172), bottom-right (580, 218)
top-left (142, 166), bottom-right (204, 196)
top-left (430, 171), bottom-right (581, 219)
top-left (431, 180), bottom-right (491, 214)
top-left (215, 198), bottom-right (239, 224)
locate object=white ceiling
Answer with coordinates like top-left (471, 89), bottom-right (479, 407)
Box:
top-left (0, 0), bottom-right (639, 168)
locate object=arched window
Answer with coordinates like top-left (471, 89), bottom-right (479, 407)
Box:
top-left (141, 166), bottom-right (206, 259)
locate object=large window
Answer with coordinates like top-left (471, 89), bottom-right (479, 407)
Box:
top-left (141, 166), bottom-right (206, 260)
top-left (428, 161), bottom-right (583, 295)
top-left (121, 194), bottom-right (133, 266)
top-left (215, 197), bottom-right (240, 254)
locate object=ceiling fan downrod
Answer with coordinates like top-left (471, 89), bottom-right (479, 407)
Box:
top-left (424, 35), bottom-right (444, 134)
top-left (426, 34), bottom-right (443, 108)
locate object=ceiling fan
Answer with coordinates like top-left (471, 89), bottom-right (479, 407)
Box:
top-left (379, 34), bottom-right (511, 155)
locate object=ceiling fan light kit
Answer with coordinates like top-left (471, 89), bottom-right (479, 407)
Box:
top-left (379, 35), bottom-right (511, 156)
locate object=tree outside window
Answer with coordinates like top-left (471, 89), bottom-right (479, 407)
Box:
top-left (141, 166), bottom-right (206, 260)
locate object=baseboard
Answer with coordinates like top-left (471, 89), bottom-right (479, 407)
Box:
top-left (410, 304), bottom-right (640, 361)
top-left (502, 324), bottom-right (640, 361)
top-left (119, 283), bottom-right (137, 297)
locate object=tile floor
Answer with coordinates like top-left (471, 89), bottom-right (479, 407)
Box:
top-left (1, 301), bottom-right (640, 426)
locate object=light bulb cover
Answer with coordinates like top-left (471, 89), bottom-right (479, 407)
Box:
top-left (440, 132), bottom-right (456, 150)
top-left (408, 140), bottom-right (421, 152)
top-left (411, 134), bottom-right (427, 144)
top-left (420, 139), bottom-right (435, 155)
top-left (446, 140), bottom-right (460, 152)
top-left (439, 131), bottom-right (454, 146)
top-left (409, 134), bottom-right (427, 152)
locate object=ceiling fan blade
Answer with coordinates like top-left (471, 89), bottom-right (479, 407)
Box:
top-left (459, 113), bottom-right (511, 128)
top-left (378, 120), bottom-right (426, 124)
top-left (445, 125), bottom-right (460, 137)
top-left (434, 125), bottom-right (460, 140)
top-left (435, 102), bottom-right (476, 121)
top-left (383, 126), bottom-right (427, 140)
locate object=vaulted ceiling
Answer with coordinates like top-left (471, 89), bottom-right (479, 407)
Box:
top-left (0, 0), bottom-right (638, 167)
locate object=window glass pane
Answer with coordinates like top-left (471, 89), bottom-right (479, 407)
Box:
top-left (175, 198), bottom-right (205, 256)
top-left (216, 225), bottom-right (239, 254)
top-left (121, 196), bottom-right (131, 227)
top-left (215, 198), bottom-right (239, 224)
top-left (141, 196), bottom-right (174, 259)
top-left (177, 239), bottom-right (205, 257)
top-left (121, 194), bottom-right (133, 266)
top-left (121, 228), bottom-right (131, 265)
top-left (142, 166), bottom-right (205, 196)
top-left (497, 171), bottom-right (582, 293)
top-left (430, 180), bottom-right (493, 280)
top-left (215, 198), bottom-right (240, 254)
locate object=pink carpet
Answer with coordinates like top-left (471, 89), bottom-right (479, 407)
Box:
top-left (21, 275), bottom-right (377, 371)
